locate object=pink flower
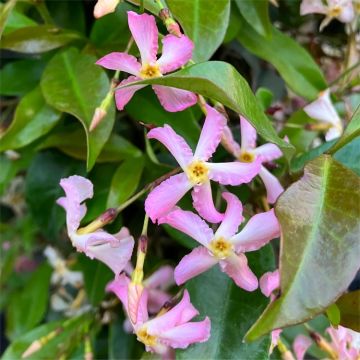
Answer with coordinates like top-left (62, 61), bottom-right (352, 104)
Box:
top-left (327, 326), bottom-right (360, 360)
top-left (107, 275), bottom-right (210, 359)
top-left (293, 334), bottom-right (313, 360)
top-left (222, 116), bottom-right (284, 204)
top-left (96, 11), bottom-right (197, 112)
top-left (93, 0), bottom-right (120, 18)
top-left (159, 192), bottom-right (280, 291)
top-left (145, 105), bottom-right (261, 223)
top-left (57, 175), bottom-right (134, 277)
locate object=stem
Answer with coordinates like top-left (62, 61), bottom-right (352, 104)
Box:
top-left (154, 0), bottom-right (165, 10)
top-left (116, 187), bottom-right (148, 214)
top-left (35, 1), bottom-right (54, 25)
top-left (329, 60), bottom-right (360, 87)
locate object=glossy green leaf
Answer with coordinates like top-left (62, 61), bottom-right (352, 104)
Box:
top-left (246, 155), bottom-right (360, 341)
top-left (335, 290), bottom-right (360, 332)
top-left (166, 0), bottom-right (231, 62)
top-left (0, 0), bottom-right (17, 37)
top-left (122, 62), bottom-right (294, 158)
top-left (2, 9), bottom-right (36, 35)
top-left (0, 87), bottom-right (61, 151)
top-left (41, 48), bottom-right (115, 170)
top-left (178, 246), bottom-right (274, 359)
top-left (0, 25), bottom-right (82, 53)
top-left (325, 303), bottom-right (340, 327)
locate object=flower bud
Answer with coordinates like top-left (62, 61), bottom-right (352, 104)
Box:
top-left (94, 0), bottom-right (120, 18)
top-left (90, 108), bottom-right (107, 132)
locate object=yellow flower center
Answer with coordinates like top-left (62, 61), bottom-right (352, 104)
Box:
top-left (140, 63), bottom-right (162, 79)
top-left (355, 3), bottom-right (360, 14)
top-left (209, 237), bottom-right (233, 259)
top-left (186, 161), bottom-right (209, 185)
top-left (238, 151), bottom-right (256, 163)
top-left (329, 5), bottom-right (342, 17)
top-left (137, 328), bottom-right (157, 347)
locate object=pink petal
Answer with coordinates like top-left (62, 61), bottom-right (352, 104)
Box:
top-left (147, 289), bottom-right (172, 314)
top-left (106, 273), bottom-right (131, 309)
top-left (93, 0), bottom-right (120, 18)
top-left (207, 159), bottom-right (261, 186)
top-left (96, 52), bottom-right (141, 76)
top-left (293, 334), bottom-right (312, 360)
top-left (220, 253), bottom-right (258, 291)
top-left (174, 246), bottom-right (218, 285)
top-left (259, 269), bottom-right (280, 298)
top-left (128, 283), bottom-right (149, 325)
top-left (194, 105), bottom-right (226, 161)
top-left (300, 0), bottom-right (327, 15)
top-left (157, 35), bottom-right (194, 74)
top-left (325, 126), bottom-right (342, 141)
top-left (158, 208), bottom-right (213, 247)
top-left (145, 173), bottom-right (192, 223)
top-left (214, 192), bottom-right (244, 239)
top-left (147, 124), bottom-right (193, 169)
top-left (271, 329), bottom-right (282, 350)
top-left (192, 181), bottom-right (224, 223)
top-left (222, 124), bottom-right (241, 157)
top-left (231, 209), bottom-right (280, 252)
top-left (240, 116), bottom-right (257, 150)
top-left (127, 11), bottom-right (158, 65)
top-left (336, 0), bottom-right (355, 22)
top-left (152, 85), bottom-right (197, 112)
top-left (258, 166), bottom-right (284, 204)
top-left (115, 76), bottom-right (146, 111)
top-left (144, 265), bottom-right (174, 290)
top-left (254, 143), bottom-right (282, 163)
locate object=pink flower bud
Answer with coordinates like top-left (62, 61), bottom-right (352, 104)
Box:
top-left (89, 108), bottom-right (107, 132)
top-left (93, 0), bottom-right (120, 18)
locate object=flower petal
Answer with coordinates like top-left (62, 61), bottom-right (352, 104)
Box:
top-left (254, 143), bottom-right (282, 162)
top-left (147, 124), bottom-right (193, 169)
top-left (325, 126), bottom-right (342, 141)
top-left (145, 173), bottom-right (192, 223)
top-left (127, 11), bottom-right (158, 64)
top-left (106, 273), bottom-right (131, 309)
top-left (147, 289), bottom-right (172, 314)
top-left (207, 159), bottom-right (261, 186)
top-left (240, 116), bottom-right (257, 150)
top-left (192, 181), bottom-right (224, 223)
top-left (159, 208), bottom-right (213, 247)
top-left (144, 265), bottom-right (174, 290)
top-left (293, 334), bottom-right (312, 360)
top-left (258, 166), bottom-right (284, 204)
top-left (300, 0), bottom-right (327, 15)
top-left (215, 192), bottom-right (244, 239)
top-left (220, 253), bottom-right (258, 291)
top-left (336, 0), bottom-right (355, 22)
top-left (174, 247), bottom-right (218, 285)
top-left (231, 209), bottom-right (280, 252)
top-left (93, 0), bottom-right (120, 18)
top-left (270, 329), bottom-right (282, 352)
top-left (259, 269), bottom-right (280, 298)
top-left (152, 85), bottom-right (197, 112)
top-left (222, 124), bottom-right (241, 157)
top-left (96, 52), bottom-right (141, 76)
top-left (157, 35), bottom-right (194, 74)
top-left (115, 76), bottom-right (146, 111)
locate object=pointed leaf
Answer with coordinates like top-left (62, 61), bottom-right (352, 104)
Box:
top-left (335, 290), bottom-right (360, 332)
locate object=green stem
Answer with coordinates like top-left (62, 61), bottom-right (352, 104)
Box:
top-left (35, 1), bottom-right (54, 25)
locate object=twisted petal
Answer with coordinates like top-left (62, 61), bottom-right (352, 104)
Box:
top-left (157, 35), bottom-right (194, 74)
top-left (144, 265), bottom-right (174, 290)
top-left (96, 52), bottom-right (141, 76)
top-left (128, 11), bottom-right (158, 64)
top-left (147, 124), bottom-right (193, 169)
top-left (174, 247), bottom-right (218, 285)
top-left (293, 335), bottom-right (312, 360)
top-left (147, 289), bottom-right (172, 314)
top-left (106, 273), bottom-right (131, 309)
top-left (194, 105), bottom-right (226, 161)
top-left (259, 269), bottom-right (280, 298)
top-left (215, 192), bottom-right (244, 239)
top-left (192, 181), bottom-right (224, 223)
top-left (240, 116), bottom-right (257, 150)
top-left (254, 143), bottom-right (282, 162)
top-left (231, 209), bottom-right (280, 252)
top-left (220, 253), bottom-right (258, 291)
top-left (259, 166), bottom-right (284, 204)
top-left (152, 85), bottom-right (197, 112)
top-left (222, 124), bottom-right (241, 157)
top-left (115, 76), bottom-right (146, 111)
top-left (145, 173), bottom-right (192, 223)
top-left (300, 0), bottom-right (326, 15)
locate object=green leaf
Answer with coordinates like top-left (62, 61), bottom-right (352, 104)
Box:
top-left (0, 87), bottom-right (61, 151)
top-left (235, 0), bottom-right (271, 38)
top-left (246, 155), bottom-right (360, 341)
top-left (325, 303), bottom-right (340, 327)
top-left (333, 137), bottom-right (360, 176)
top-left (166, 0), bottom-right (231, 62)
top-left (0, 0), bottom-right (17, 37)
top-left (41, 47), bottom-right (115, 170)
top-left (178, 246), bottom-right (274, 359)
top-left (2, 9), bottom-right (37, 35)
top-left (237, 21), bottom-right (327, 100)
top-left (0, 25), bottom-right (82, 53)
top-left (335, 290), bottom-right (360, 332)
top-left (122, 62), bottom-right (294, 158)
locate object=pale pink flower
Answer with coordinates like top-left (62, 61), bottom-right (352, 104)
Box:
top-left (159, 192), bottom-right (280, 291)
top-left (96, 11), bottom-right (197, 112)
top-left (145, 105), bottom-right (261, 223)
top-left (93, 0), bottom-right (120, 18)
top-left (57, 175), bottom-right (134, 277)
top-left (293, 334), bottom-right (313, 360)
top-left (222, 116), bottom-right (284, 204)
top-left (327, 326), bottom-right (360, 360)
top-left (107, 275), bottom-right (210, 359)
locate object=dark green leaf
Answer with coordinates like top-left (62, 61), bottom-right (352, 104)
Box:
top-left (246, 155), bottom-right (360, 341)
top-left (0, 0), bottom-right (17, 37)
top-left (333, 137), bottom-right (360, 176)
top-left (335, 290), bottom-right (360, 332)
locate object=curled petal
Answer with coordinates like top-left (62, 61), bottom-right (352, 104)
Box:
top-left (174, 246), bottom-right (218, 285)
top-left (259, 270), bottom-right (280, 298)
top-left (254, 143), bottom-right (282, 162)
top-left (222, 124), bottom-right (241, 157)
top-left (93, 0), bottom-right (120, 18)
top-left (293, 334), bottom-right (312, 360)
top-left (144, 265), bottom-right (175, 290)
top-left (115, 76), bottom-right (146, 110)
top-left (106, 273), bottom-right (131, 309)
top-left (147, 289), bottom-right (172, 314)
top-left (96, 52), bottom-right (141, 76)
top-left (240, 116), bottom-right (257, 150)
top-left (258, 166), bottom-right (284, 204)
top-left (271, 329), bottom-right (282, 352)
top-left (231, 209), bottom-right (280, 252)
top-left (300, 0), bottom-right (327, 15)
top-left (152, 85), bottom-right (197, 112)
top-left (128, 283), bottom-right (149, 325)
top-left (325, 126), bottom-right (342, 141)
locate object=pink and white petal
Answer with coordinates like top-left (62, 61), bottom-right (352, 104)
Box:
top-left (222, 124), bottom-right (241, 157)
top-left (325, 126), bottom-right (342, 141)
top-left (115, 226), bottom-right (131, 240)
top-left (115, 76), bottom-right (146, 111)
top-left (127, 11), bottom-right (158, 65)
top-left (259, 270), bottom-right (280, 298)
top-left (300, 0), bottom-right (327, 15)
top-left (240, 116), bottom-right (257, 150)
top-left (271, 329), bottom-right (282, 352)
top-left (147, 289), bottom-right (172, 314)
top-left (147, 125), bottom-right (193, 169)
top-left (192, 181), bottom-right (224, 223)
top-left (95, 52), bottom-right (141, 76)
top-left (106, 273), bottom-right (131, 309)
top-left (93, 0), bottom-right (120, 18)
top-left (144, 265), bottom-right (175, 290)
top-left (128, 283), bottom-right (149, 325)
top-left (337, 0), bottom-right (355, 22)
top-left (207, 159), bottom-right (261, 186)
top-left (174, 247), bottom-right (218, 285)
top-left (258, 166), bottom-right (284, 204)
top-left (293, 334), bottom-right (312, 360)
top-left (254, 143), bottom-right (283, 162)
top-left (231, 209), bottom-right (280, 252)
top-left (152, 85), bottom-right (197, 112)
top-left (157, 35), bottom-right (194, 74)
top-left (193, 105), bottom-right (226, 161)
top-left (145, 173), bottom-right (192, 223)
top-left (220, 253), bottom-right (258, 291)
top-left (215, 192), bottom-right (244, 239)
top-left (159, 317), bottom-right (211, 349)
top-left (158, 209), bottom-right (213, 247)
